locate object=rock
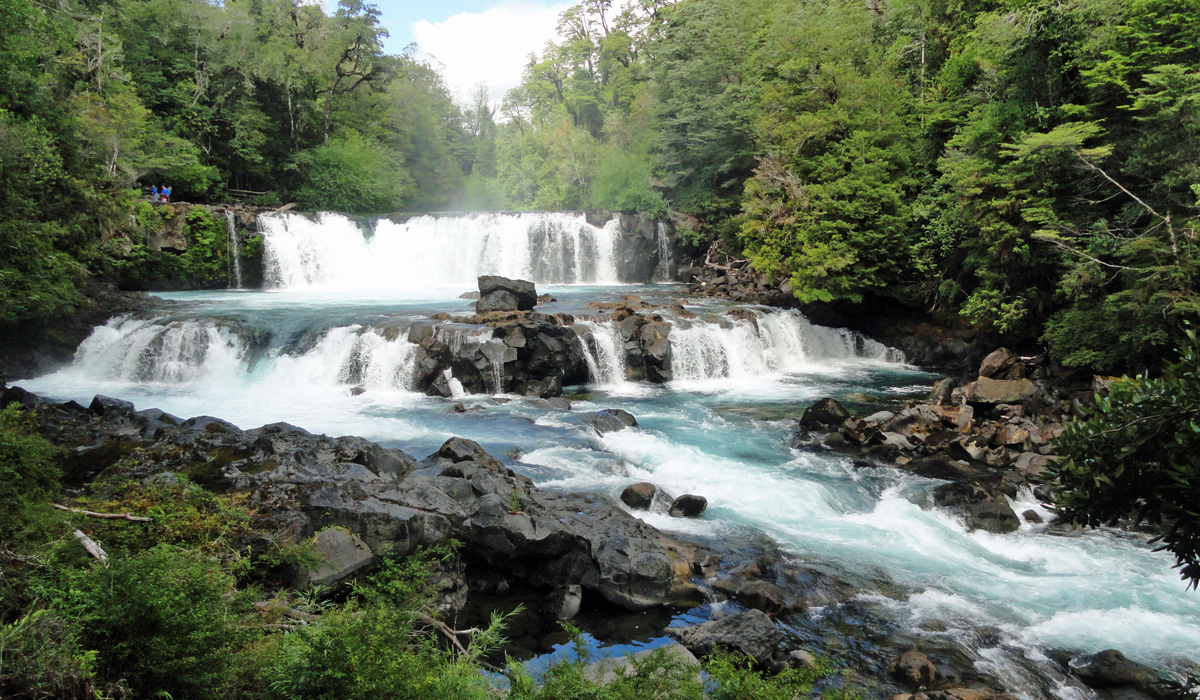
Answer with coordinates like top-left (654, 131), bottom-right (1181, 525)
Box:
top-left (459, 291), bottom-right (481, 300)
top-left (537, 293), bottom-right (557, 304)
top-left (978, 348), bottom-right (1018, 379)
top-left (887, 405), bottom-right (944, 440)
top-left (950, 435), bottom-right (989, 462)
top-left (788, 650), bottom-right (819, 671)
top-left (586, 642), bottom-right (700, 685)
top-left (543, 583), bottom-right (583, 620)
top-left (882, 432), bottom-right (918, 451)
top-left (669, 494), bottom-right (707, 517)
top-left (1014, 452), bottom-right (1054, 479)
top-left (1092, 375), bottom-right (1122, 397)
top-left (799, 398), bottom-right (851, 430)
top-left (1022, 509), bottom-right (1043, 524)
top-left (1072, 649), bottom-right (1162, 692)
top-left (665, 610), bottom-right (781, 665)
top-left (528, 397), bottom-right (571, 411)
top-left (89, 394), bottom-right (135, 415)
top-left (430, 436), bottom-right (505, 471)
top-left (931, 482), bottom-right (1020, 534)
top-left (905, 454), bottom-right (980, 481)
top-left (929, 378), bottom-right (956, 405)
top-left (620, 482), bottom-right (657, 510)
top-left (306, 526), bottom-right (375, 586)
top-left (476, 275), bottom-right (537, 312)
top-left (890, 651), bottom-right (939, 690)
top-left (964, 378), bottom-right (1038, 405)
top-left (995, 421), bottom-right (1032, 447)
top-left (586, 409), bottom-right (639, 434)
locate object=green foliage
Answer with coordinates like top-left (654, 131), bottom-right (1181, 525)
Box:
top-left (0, 404), bottom-right (61, 543)
top-left (291, 132), bottom-right (410, 213)
top-left (0, 609), bottom-right (98, 699)
top-left (53, 545), bottom-right (249, 699)
top-left (1050, 330), bottom-right (1200, 587)
top-left (705, 650), bottom-right (825, 700)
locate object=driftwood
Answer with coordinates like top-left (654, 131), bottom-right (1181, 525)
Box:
top-left (54, 503), bottom-right (152, 522)
top-left (702, 240), bottom-right (749, 272)
top-left (254, 600), bottom-right (319, 623)
top-left (72, 529), bottom-right (108, 564)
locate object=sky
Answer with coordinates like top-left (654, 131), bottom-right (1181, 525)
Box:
top-left (372, 0), bottom-right (571, 103)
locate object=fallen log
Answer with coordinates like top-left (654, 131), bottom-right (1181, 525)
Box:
top-left (72, 529), bottom-right (108, 564)
top-left (54, 504), bottom-right (152, 522)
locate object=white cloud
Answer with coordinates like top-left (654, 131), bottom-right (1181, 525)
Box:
top-left (413, 2), bottom-right (569, 106)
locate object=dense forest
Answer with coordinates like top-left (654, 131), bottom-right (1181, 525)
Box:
top-left (1, 0), bottom-right (1197, 371)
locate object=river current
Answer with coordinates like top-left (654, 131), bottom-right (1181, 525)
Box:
top-left (17, 212), bottom-right (1200, 697)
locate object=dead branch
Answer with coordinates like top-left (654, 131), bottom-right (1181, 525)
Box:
top-left (72, 529), bottom-right (108, 564)
top-left (254, 600), bottom-right (319, 623)
top-left (54, 503), bottom-right (152, 522)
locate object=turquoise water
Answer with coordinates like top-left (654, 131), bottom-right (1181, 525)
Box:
top-left (19, 285), bottom-right (1200, 697)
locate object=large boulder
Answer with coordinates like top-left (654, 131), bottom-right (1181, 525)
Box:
top-left (665, 609), bottom-right (782, 665)
top-left (586, 409), bottom-right (639, 434)
top-left (477, 275), bottom-right (537, 313)
top-left (931, 482), bottom-right (1020, 534)
top-left (620, 482), bottom-right (657, 510)
top-left (889, 651), bottom-right (939, 690)
top-left (799, 398), bottom-right (851, 430)
top-left (669, 494), bottom-right (707, 517)
top-left (305, 526), bottom-right (375, 586)
top-left (978, 348), bottom-right (1018, 379)
top-left (1071, 650), bottom-right (1163, 694)
top-left (963, 377), bottom-right (1038, 405)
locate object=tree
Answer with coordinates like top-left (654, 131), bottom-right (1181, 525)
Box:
top-left (1051, 330), bottom-right (1200, 588)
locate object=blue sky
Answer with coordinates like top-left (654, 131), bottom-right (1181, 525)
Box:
top-left (369, 0), bottom-right (570, 102)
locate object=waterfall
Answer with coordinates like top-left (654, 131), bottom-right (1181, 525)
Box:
top-left (72, 317), bottom-right (245, 384)
top-left (224, 210), bottom-right (242, 289)
top-left (653, 223), bottom-right (674, 282)
top-left (259, 211), bottom-right (623, 290)
top-left (575, 320), bottom-right (627, 385)
top-left (669, 309), bottom-right (904, 381)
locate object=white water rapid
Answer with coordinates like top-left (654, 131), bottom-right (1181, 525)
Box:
top-left (16, 245), bottom-right (1200, 698)
top-left (260, 211), bottom-right (622, 290)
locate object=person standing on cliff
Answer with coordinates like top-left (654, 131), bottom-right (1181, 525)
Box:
top-left (149, 184), bottom-right (159, 202)
top-left (161, 185), bottom-right (171, 203)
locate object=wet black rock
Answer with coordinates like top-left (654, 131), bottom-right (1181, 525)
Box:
top-left (1071, 649), bottom-right (1163, 694)
top-left (799, 398), bottom-right (851, 430)
top-left (477, 275), bottom-right (537, 312)
top-left (931, 482), bottom-right (1020, 534)
top-left (620, 482), bottom-right (657, 510)
top-left (669, 494), bottom-right (707, 518)
top-left (586, 409), bottom-right (638, 434)
top-left (665, 609), bottom-right (782, 666)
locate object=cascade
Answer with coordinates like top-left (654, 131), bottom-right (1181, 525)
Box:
top-left (668, 309), bottom-right (903, 381)
top-left (574, 320), bottom-right (627, 385)
top-left (653, 223), bottom-right (674, 282)
top-left (225, 210), bottom-right (242, 289)
top-left (260, 211), bottom-right (625, 290)
top-left (72, 317), bottom-right (244, 384)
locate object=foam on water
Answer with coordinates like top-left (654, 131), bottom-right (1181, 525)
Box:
top-left (17, 284), bottom-right (1200, 694)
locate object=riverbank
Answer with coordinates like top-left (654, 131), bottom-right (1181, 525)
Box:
top-left (3, 379), bottom-right (1190, 699)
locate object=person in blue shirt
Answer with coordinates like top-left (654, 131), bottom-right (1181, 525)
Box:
top-left (162, 185), bottom-right (172, 203)
top-left (149, 184), bottom-right (159, 202)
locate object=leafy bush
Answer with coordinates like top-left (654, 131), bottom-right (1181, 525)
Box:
top-left (0, 404), bottom-right (61, 543)
top-left (0, 610), bottom-right (98, 699)
top-left (54, 545), bottom-right (248, 699)
top-left (1051, 329), bottom-right (1200, 587)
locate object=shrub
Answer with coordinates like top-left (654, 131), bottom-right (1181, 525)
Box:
top-left (55, 545), bottom-right (247, 699)
top-left (1051, 329), bottom-right (1200, 587)
top-left (0, 404), bottom-right (61, 544)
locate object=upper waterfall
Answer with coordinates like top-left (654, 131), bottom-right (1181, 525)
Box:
top-left (260, 211), bottom-right (625, 290)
